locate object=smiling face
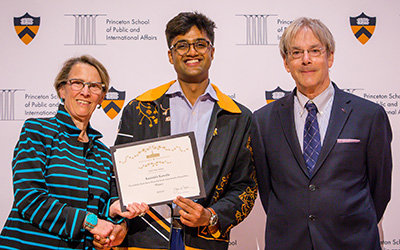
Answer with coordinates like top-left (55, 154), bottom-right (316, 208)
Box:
top-left (168, 25), bottom-right (215, 84)
top-left (59, 63), bottom-right (105, 128)
top-left (284, 27), bottom-right (334, 99)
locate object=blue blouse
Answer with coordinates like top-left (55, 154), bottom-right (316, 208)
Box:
top-left (0, 105), bottom-right (119, 249)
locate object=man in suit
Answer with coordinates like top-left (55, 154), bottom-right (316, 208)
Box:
top-left (251, 17), bottom-right (392, 250)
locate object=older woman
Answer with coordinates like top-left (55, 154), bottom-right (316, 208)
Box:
top-left (0, 55), bottom-right (124, 249)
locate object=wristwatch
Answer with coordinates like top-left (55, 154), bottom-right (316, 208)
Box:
top-left (84, 212), bottom-right (98, 231)
top-left (207, 208), bottom-right (218, 226)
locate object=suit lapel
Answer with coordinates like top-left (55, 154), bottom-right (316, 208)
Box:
top-left (277, 92), bottom-right (310, 176)
top-left (311, 83), bottom-right (352, 177)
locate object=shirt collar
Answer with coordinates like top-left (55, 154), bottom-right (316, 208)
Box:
top-left (136, 80), bottom-right (241, 113)
top-left (166, 79), bottom-right (219, 102)
top-left (296, 82), bottom-right (334, 115)
top-left (56, 104), bottom-right (102, 140)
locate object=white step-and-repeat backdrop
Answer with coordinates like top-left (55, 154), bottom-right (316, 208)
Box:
top-left (1, 1), bottom-right (399, 249)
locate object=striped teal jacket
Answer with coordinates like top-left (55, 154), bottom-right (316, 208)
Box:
top-left (0, 105), bottom-right (118, 249)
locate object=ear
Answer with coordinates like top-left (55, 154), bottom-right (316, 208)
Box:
top-left (97, 92), bottom-right (106, 105)
top-left (327, 51), bottom-right (334, 68)
top-left (168, 50), bottom-right (174, 64)
top-left (210, 46), bottom-right (215, 60)
top-left (283, 57), bottom-right (291, 73)
top-left (59, 86), bottom-right (66, 99)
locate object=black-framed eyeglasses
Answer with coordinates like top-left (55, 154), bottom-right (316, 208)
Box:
top-left (287, 47), bottom-right (326, 59)
top-left (64, 79), bottom-right (105, 94)
top-left (169, 39), bottom-right (213, 56)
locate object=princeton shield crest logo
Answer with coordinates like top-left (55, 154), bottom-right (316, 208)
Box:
top-left (101, 87), bottom-right (126, 120)
top-left (14, 12), bottom-right (40, 45)
top-left (350, 12), bottom-right (376, 45)
top-left (265, 87), bottom-right (291, 103)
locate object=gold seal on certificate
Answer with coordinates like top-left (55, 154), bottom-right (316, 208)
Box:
top-left (110, 132), bottom-right (206, 211)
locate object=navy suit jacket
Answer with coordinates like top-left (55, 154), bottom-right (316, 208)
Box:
top-left (251, 83), bottom-right (392, 250)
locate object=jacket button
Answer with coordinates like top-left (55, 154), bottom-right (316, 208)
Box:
top-left (89, 193), bottom-right (94, 200)
top-left (88, 169), bottom-right (93, 175)
top-left (309, 184), bottom-right (316, 191)
top-left (309, 215), bottom-right (316, 221)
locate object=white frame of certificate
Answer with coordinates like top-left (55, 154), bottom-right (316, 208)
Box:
top-left (110, 132), bottom-right (206, 211)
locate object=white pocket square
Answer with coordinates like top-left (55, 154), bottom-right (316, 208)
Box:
top-left (337, 139), bottom-right (360, 143)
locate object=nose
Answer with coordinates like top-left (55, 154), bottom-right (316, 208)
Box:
top-left (80, 84), bottom-right (91, 96)
top-left (301, 50), bottom-right (312, 64)
top-left (186, 43), bottom-right (198, 56)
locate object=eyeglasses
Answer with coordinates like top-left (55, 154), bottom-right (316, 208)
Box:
top-left (65, 79), bottom-right (105, 94)
top-left (287, 47), bottom-right (326, 59)
top-left (170, 39), bottom-right (213, 56)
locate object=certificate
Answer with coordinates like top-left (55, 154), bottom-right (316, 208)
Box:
top-left (110, 132), bottom-right (205, 210)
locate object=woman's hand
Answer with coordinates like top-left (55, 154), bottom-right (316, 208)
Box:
top-left (110, 200), bottom-right (149, 219)
top-left (93, 221), bottom-right (128, 249)
top-left (89, 219), bottom-right (115, 239)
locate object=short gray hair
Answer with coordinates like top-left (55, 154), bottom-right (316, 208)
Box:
top-left (279, 17), bottom-right (335, 59)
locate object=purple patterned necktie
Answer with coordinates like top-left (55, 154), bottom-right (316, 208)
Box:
top-left (303, 102), bottom-right (321, 175)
